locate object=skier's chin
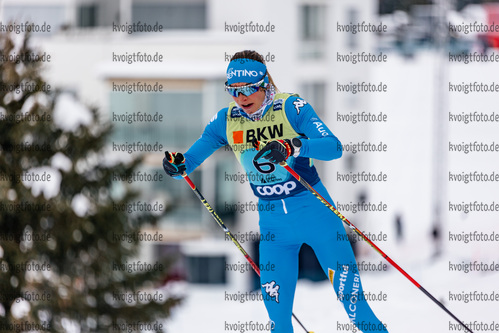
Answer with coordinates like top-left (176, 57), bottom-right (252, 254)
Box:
top-left (241, 103), bottom-right (254, 111)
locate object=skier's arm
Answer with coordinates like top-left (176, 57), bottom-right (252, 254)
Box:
top-left (165, 109), bottom-right (228, 179)
top-left (285, 96), bottom-right (342, 161)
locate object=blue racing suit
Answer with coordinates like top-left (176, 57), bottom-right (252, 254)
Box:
top-left (177, 93), bottom-right (388, 332)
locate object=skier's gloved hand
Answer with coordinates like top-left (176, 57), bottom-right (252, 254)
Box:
top-left (253, 139), bottom-right (294, 164)
top-left (163, 151), bottom-right (186, 177)
top-left (251, 138), bottom-right (266, 151)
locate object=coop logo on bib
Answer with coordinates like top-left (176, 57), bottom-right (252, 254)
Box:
top-left (256, 181), bottom-right (296, 196)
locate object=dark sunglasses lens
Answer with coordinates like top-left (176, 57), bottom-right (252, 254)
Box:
top-left (225, 81), bottom-right (261, 97)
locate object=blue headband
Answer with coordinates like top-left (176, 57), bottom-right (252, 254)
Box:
top-left (226, 58), bottom-right (268, 85)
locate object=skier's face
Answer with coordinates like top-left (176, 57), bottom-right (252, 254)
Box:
top-left (230, 82), bottom-right (266, 115)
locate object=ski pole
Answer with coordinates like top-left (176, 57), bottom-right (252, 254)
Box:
top-left (181, 172), bottom-right (314, 333)
top-left (278, 162), bottom-right (474, 333)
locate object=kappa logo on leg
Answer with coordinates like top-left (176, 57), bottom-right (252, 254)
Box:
top-left (262, 281), bottom-right (280, 303)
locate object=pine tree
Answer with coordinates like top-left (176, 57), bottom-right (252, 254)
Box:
top-left (0, 31), bottom-right (181, 332)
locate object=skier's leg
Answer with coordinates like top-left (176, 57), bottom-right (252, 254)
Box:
top-left (301, 182), bottom-right (389, 332)
top-left (259, 201), bottom-right (302, 333)
top-left (310, 226), bottom-right (388, 332)
top-left (259, 238), bottom-right (301, 332)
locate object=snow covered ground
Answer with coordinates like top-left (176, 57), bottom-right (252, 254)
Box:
top-left (166, 259), bottom-right (498, 332)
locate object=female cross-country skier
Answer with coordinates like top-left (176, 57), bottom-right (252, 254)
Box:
top-left (163, 50), bottom-right (388, 332)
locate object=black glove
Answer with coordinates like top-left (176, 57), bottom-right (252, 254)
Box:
top-left (253, 139), bottom-right (294, 164)
top-left (163, 151), bottom-right (186, 177)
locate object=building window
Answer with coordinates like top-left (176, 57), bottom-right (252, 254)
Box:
top-left (110, 91), bottom-right (203, 150)
top-left (214, 153), bottom-right (239, 223)
top-left (78, 5), bottom-right (98, 28)
top-left (186, 255), bottom-right (226, 284)
top-left (299, 4), bottom-right (326, 59)
top-left (110, 90), bottom-right (204, 224)
top-left (347, 8), bottom-right (359, 50)
top-left (132, 3), bottom-right (206, 30)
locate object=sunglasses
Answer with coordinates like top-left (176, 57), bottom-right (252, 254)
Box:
top-left (224, 78), bottom-right (267, 97)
